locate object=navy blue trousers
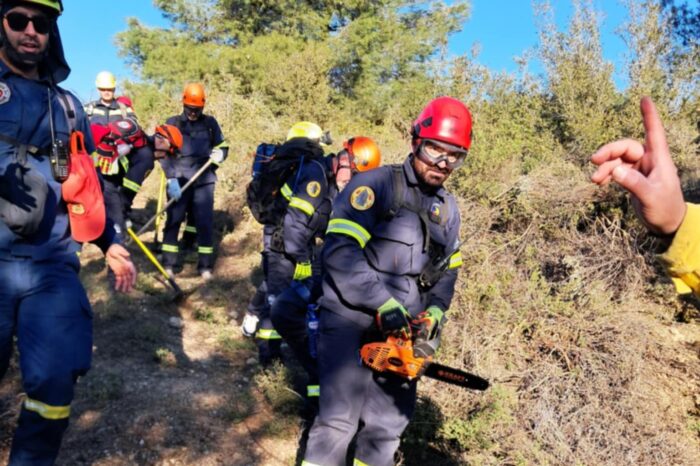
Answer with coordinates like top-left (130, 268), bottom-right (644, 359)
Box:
top-left (303, 310), bottom-right (416, 466)
top-left (0, 255), bottom-right (92, 465)
top-left (162, 182), bottom-right (215, 271)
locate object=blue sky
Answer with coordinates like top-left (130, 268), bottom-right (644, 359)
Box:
top-left (58, 1), bottom-right (652, 102)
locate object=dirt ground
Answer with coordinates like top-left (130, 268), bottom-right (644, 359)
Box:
top-left (1, 183), bottom-right (699, 465)
top-left (0, 199), bottom-right (309, 465)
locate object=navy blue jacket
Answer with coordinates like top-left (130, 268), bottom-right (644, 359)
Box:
top-left (0, 60), bottom-right (117, 261)
top-left (85, 100), bottom-right (138, 126)
top-left (161, 113), bottom-right (227, 186)
top-left (320, 157), bottom-right (462, 326)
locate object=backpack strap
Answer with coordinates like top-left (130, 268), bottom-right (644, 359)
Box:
top-left (55, 88), bottom-right (78, 133)
top-left (387, 164), bottom-right (430, 252)
top-left (0, 87), bottom-right (74, 158)
top-left (117, 101), bottom-right (129, 119)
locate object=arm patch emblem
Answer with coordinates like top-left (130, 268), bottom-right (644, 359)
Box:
top-left (350, 186), bottom-right (375, 211)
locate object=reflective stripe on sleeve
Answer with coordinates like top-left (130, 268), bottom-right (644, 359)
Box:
top-left (289, 197), bottom-right (315, 216)
top-left (281, 183), bottom-right (293, 201)
top-left (198, 246), bottom-right (214, 254)
top-left (326, 219), bottom-right (371, 248)
top-left (122, 178), bottom-right (140, 193)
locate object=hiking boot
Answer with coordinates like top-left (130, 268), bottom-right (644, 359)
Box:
top-left (241, 312), bottom-right (259, 338)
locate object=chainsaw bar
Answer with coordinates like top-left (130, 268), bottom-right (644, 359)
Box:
top-left (423, 362), bottom-right (490, 391)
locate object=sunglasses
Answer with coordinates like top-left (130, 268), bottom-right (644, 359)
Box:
top-left (417, 140), bottom-right (467, 169)
top-left (4, 12), bottom-right (52, 35)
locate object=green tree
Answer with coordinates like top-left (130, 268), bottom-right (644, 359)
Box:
top-left (536, 0), bottom-right (620, 163)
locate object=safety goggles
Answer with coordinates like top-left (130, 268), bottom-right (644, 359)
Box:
top-left (416, 139), bottom-right (468, 169)
top-left (4, 12), bottom-right (52, 35)
top-left (335, 151), bottom-right (356, 174)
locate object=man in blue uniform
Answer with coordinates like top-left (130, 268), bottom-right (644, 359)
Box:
top-left (302, 97), bottom-right (471, 466)
top-left (161, 83), bottom-right (228, 280)
top-left (85, 71), bottom-right (154, 230)
top-left (0, 1), bottom-right (137, 463)
top-left (269, 136), bottom-right (381, 403)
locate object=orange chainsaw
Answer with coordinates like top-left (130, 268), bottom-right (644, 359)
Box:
top-left (360, 336), bottom-right (489, 391)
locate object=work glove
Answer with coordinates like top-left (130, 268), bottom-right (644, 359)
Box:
top-left (412, 306), bottom-right (445, 358)
top-left (166, 178), bottom-right (182, 201)
top-left (210, 147), bottom-right (226, 164)
top-left (116, 142), bottom-right (132, 157)
top-left (376, 297), bottom-right (412, 340)
top-left (95, 143), bottom-right (120, 176)
top-left (293, 261), bottom-right (312, 281)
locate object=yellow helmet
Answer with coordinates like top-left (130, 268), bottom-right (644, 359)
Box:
top-left (12, 0), bottom-right (63, 14)
top-left (286, 121), bottom-right (332, 145)
top-left (95, 71), bottom-right (116, 90)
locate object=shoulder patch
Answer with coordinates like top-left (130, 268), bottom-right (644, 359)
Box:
top-left (306, 181), bottom-right (321, 198)
top-left (350, 186), bottom-right (375, 211)
top-left (0, 82), bottom-right (10, 105)
top-left (429, 202), bottom-right (442, 223)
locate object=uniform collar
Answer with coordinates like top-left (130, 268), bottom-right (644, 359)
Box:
top-left (95, 100), bottom-right (118, 109)
top-left (0, 59), bottom-right (11, 78)
top-left (0, 55), bottom-right (51, 82)
top-left (179, 112), bottom-right (204, 124)
top-left (402, 155), bottom-right (447, 199)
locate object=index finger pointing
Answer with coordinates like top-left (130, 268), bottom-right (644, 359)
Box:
top-left (640, 97), bottom-right (669, 157)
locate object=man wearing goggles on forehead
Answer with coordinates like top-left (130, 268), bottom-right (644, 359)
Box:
top-left (302, 97), bottom-right (471, 466)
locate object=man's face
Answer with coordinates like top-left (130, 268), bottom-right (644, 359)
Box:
top-left (335, 151), bottom-right (354, 191)
top-left (412, 151), bottom-right (453, 188)
top-left (98, 88), bottom-right (115, 103)
top-left (153, 134), bottom-right (174, 159)
top-left (1, 5), bottom-right (51, 66)
top-left (184, 105), bottom-right (203, 121)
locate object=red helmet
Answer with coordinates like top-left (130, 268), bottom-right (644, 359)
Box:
top-left (107, 118), bottom-right (146, 148)
top-left (344, 136), bottom-right (381, 172)
top-left (90, 124), bottom-right (110, 145)
top-left (116, 96), bottom-right (133, 108)
top-left (411, 96), bottom-right (473, 151)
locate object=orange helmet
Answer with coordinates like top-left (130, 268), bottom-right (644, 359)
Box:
top-left (155, 124), bottom-right (183, 155)
top-left (182, 83), bottom-right (206, 107)
top-left (344, 136), bottom-right (381, 172)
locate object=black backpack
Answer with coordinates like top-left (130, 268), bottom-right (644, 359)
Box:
top-left (246, 139), bottom-right (324, 225)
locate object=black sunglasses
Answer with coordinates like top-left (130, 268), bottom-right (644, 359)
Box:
top-left (4, 12), bottom-right (52, 35)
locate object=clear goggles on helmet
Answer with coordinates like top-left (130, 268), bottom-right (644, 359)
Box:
top-left (416, 139), bottom-right (468, 169)
top-left (335, 150), bottom-right (356, 174)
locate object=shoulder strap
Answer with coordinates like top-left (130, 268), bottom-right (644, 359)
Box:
top-left (388, 164), bottom-right (430, 252)
top-left (117, 101), bottom-right (128, 119)
top-left (55, 88), bottom-right (78, 133)
top-left (206, 116), bottom-right (216, 146)
top-left (387, 165), bottom-right (405, 220)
